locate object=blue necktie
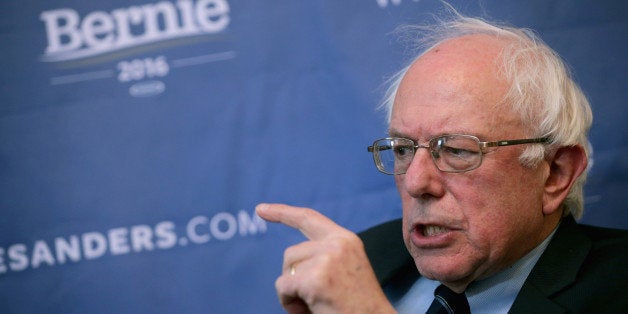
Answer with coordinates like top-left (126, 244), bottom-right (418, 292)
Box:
top-left (426, 284), bottom-right (470, 314)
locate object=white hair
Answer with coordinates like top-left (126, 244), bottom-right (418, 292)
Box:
top-left (382, 12), bottom-right (593, 218)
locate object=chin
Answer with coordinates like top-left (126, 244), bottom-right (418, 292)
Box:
top-left (414, 256), bottom-right (473, 284)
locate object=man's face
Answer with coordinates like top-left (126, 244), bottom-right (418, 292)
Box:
top-left (391, 35), bottom-right (553, 290)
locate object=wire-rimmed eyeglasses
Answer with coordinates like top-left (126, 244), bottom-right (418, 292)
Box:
top-left (367, 134), bottom-right (549, 175)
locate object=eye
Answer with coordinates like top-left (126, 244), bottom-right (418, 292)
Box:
top-left (433, 136), bottom-right (480, 160)
top-left (393, 145), bottom-right (414, 158)
top-left (440, 145), bottom-right (476, 159)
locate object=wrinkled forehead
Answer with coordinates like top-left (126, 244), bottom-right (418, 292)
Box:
top-left (403, 34), bottom-right (510, 97)
top-left (391, 35), bottom-right (523, 138)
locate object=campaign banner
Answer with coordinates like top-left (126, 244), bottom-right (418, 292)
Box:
top-left (1, 0), bottom-right (626, 312)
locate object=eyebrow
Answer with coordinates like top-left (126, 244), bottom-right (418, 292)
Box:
top-left (387, 129), bottom-right (433, 142)
top-left (387, 129), bottom-right (409, 138)
top-left (387, 129), bottom-right (491, 141)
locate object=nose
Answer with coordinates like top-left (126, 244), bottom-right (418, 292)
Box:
top-left (397, 147), bottom-right (445, 199)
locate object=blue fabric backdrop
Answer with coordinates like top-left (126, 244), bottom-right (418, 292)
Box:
top-left (1, 0), bottom-right (626, 313)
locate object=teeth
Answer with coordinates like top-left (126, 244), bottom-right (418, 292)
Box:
top-left (423, 225), bottom-right (449, 237)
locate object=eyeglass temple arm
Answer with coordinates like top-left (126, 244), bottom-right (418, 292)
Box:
top-left (481, 137), bottom-right (549, 148)
top-left (367, 145), bottom-right (393, 152)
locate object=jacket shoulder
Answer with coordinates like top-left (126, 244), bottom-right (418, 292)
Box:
top-left (511, 219), bottom-right (628, 313)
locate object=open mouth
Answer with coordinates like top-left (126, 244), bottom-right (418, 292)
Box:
top-left (421, 225), bottom-right (451, 237)
top-left (410, 223), bottom-right (457, 248)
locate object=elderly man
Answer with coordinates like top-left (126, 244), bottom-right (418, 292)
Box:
top-left (256, 13), bottom-right (628, 314)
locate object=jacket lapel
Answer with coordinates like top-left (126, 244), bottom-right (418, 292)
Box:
top-left (509, 216), bottom-right (592, 313)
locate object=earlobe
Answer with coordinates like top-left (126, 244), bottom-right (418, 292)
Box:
top-left (542, 145), bottom-right (588, 215)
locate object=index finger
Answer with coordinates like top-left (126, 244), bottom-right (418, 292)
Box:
top-left (256, 203), bottom-right (344, 240)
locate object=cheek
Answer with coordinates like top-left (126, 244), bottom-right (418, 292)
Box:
top-left (462, 175), bottom-right (525, 223)
top-left (461, 171), bottom-right (546, 255)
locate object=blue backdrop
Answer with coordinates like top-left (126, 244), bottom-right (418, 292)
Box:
top-left (1, 1), bottom-right (626, 313)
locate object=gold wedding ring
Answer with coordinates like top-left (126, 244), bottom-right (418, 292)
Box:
top-left (290, 264), bottom-right (296, 276)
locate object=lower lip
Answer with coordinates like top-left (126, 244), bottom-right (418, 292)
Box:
top-left (410, 226), bottom-right (456, 248)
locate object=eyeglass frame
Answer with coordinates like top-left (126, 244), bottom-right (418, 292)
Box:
top-left (367, 134), bottom-right (550, 175)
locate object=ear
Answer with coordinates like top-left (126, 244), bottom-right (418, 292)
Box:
top-left (542, 145), bottom-right (588, 215)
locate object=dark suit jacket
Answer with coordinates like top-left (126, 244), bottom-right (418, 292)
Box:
top-left (359, 216), bottom-right (628, 313)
